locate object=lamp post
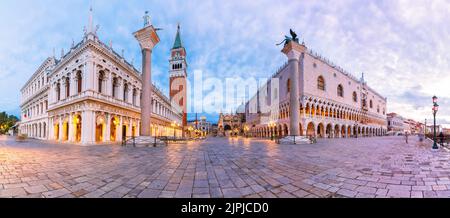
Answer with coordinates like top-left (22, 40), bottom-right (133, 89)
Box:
top-left (432, 96), bottom-right (439, 150)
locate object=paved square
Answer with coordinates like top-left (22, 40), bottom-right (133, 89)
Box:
top-left (1, 135), bottom-right (449, 198)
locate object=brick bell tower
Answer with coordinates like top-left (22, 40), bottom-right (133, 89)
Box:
top-left (169, 24), bottom-right (188, 134)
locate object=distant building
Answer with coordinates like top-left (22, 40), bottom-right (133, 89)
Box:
top-left (426, 124), bottom-right (443, 135)
top-left (218, 104), bottom-right (246, 136)
top-left (443, 128), bottom-right (450, 135)
top-left (187, 116), bottom-right (212, 136)
top-left (403, 119), bottom-right (423, 134)
top-left (387, 113), bottom-right (405, 133)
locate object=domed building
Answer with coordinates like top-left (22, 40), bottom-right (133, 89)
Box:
top-left (217, 103), bottom-right (246, 137)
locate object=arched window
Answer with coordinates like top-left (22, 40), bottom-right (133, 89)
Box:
top-left (112, 78), bottom-right (118, 98)
top-left (132, 89), bottom-right (137, 106)
top-left (287, 79), bottom-right (291, 93)
top-left (65, 77), bottom-right (70, 97)
top-left (352, 91), bottom-right (357, 102)
top-left (370, 100), bottom-right (373, 108)
top-left (56, 83), bottom-right (61, 101)
top-left (377, 105), bottom-right (380, 113)
top-left (123, 83), bottom-right (128, 102)
top-left (337, 84), bottom-right (344, 97)
top-left (98, 71), bottom-right (104, 93)
top-left (76, 71), bottom-right (82, 94)
top-left (317, 76), bottom-right (325, 91)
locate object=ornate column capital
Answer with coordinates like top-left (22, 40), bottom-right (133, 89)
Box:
top-left (281, 41), bottom-right (306, 61)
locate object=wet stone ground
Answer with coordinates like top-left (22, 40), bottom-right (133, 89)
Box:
top-left (1, 135), bottom-right (449, 198)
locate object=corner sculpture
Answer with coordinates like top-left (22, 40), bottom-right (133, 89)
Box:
top-left (276, 29), bottom-right (299, 46)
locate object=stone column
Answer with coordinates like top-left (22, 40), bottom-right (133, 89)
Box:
top-left (134, 17), bottom-right (160, 136)
top-left (68, 113), bottom-right (73, 142)
top-left (105, 113), bottom-right (111, 142)
top-left (136, 89), bottom-right (141, 107)
top-left (59, 116), bottom-right (63, 141)
top-left (48, 117), bottom-right (53, 140)
top-left (118, 78), bottom-right (124, 101)
top-left (281, 41), bottom-right (305, 136)
top-left (81, 110), bottom-right (95, 144)
top-left (118, 116), bottom-right (123, 142)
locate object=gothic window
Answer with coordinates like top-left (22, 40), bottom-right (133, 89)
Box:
top-left (56, 83), bottom-right (61, 101)
top-left (287, 79), bottom-right (291, 93)
top-left (352, 91), bottom-right (357, 102)
top-left (370, 100), bottom-right (373, 108)
top-left (76, 71), bottom-right (82, 94)
top-left (337, 84), bottom-right (344, 97)
top-left (98, 71), bottom-right (104, 94)
top-left (65, 77), bottom-right (70, 97)
top-left (377, 105), bottom-right (380, 113)
top-left (317, 76), bottom-right (325, 91)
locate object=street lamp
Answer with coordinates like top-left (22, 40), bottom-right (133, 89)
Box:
top-left (432, 96), bottom-right (439, 150)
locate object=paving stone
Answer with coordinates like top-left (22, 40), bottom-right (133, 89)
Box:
top-left (24, 185), bottom-right (48, 194)
top-left (1, 135), bottom-right (450, 199)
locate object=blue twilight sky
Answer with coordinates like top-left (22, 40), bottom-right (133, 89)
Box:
top-left (0, 0), bottom-right (449, 125)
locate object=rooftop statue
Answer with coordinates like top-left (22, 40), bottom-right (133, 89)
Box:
top-left (277, 29), bottom-right (299, 46)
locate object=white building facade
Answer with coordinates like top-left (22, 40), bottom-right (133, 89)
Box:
top-left (18, 11), bottom-right (183, 145)
top-left (246, 39), bottom-right (388, 138)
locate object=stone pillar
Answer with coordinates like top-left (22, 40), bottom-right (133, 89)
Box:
top-left (68, 113), bottom-right (73, 142)
top-left (134, 17), bottom-right (160, 136)
top-left (81, 110), bottom-right (95, 144)
top-left (118, 79), bottom-right (124, 101)
top-left (136, 121), bottom-right (140, 136)
top-left (281, 41), bottom-right (305, 136)
top-left (136, 89), bottom-right (141, 107)
top-left (105, 113), bottom-right (111, 142)
top-left (128, 119), bottom-right (133, 137)
top-left (59, 116), bottom-right (63, 142)
top-left (118, 116), bottom-right (123, 142)
top-left (70, 74), bottom-right (76, 96)
top-left (48, 117), bottom-right (53, 140)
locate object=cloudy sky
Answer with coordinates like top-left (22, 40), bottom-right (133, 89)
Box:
top-left (0, 0), bottom-right (449, 125)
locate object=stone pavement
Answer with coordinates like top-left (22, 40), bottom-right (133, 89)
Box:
top-left (1, 135), bottom-right (450, 198)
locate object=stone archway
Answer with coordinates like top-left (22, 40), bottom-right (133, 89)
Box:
top-left (54, 122), bottom-right (59, 140)
top-left (62, 118), bottom-right (69, 141)
top-left (307, 122), bottom-right (315, 136)
top-left (284, 124), bottom-right (289, 136)
top-left (347, 126), bottom-right (351, 138)
top-left (340, 125), bottom-right (345, 138)
top-left (96, 115), bottom-right (105, 142)
top-left (110, 116), bottom-right (119, 142)
top-left (73, 114), bottom-right (82, 142)
top-left (326, 123), bottom-right (333, 138)
top-left (317, 123), bottom-right (325, 138)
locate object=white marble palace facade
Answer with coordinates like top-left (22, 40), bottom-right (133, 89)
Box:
top-left (18, 11), bottom-right (183, 145)
top-left (245, 39), bottom-right (388, 139)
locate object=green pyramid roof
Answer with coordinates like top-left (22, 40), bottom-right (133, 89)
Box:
top-left (172, 24), bottom-right (183, 49)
